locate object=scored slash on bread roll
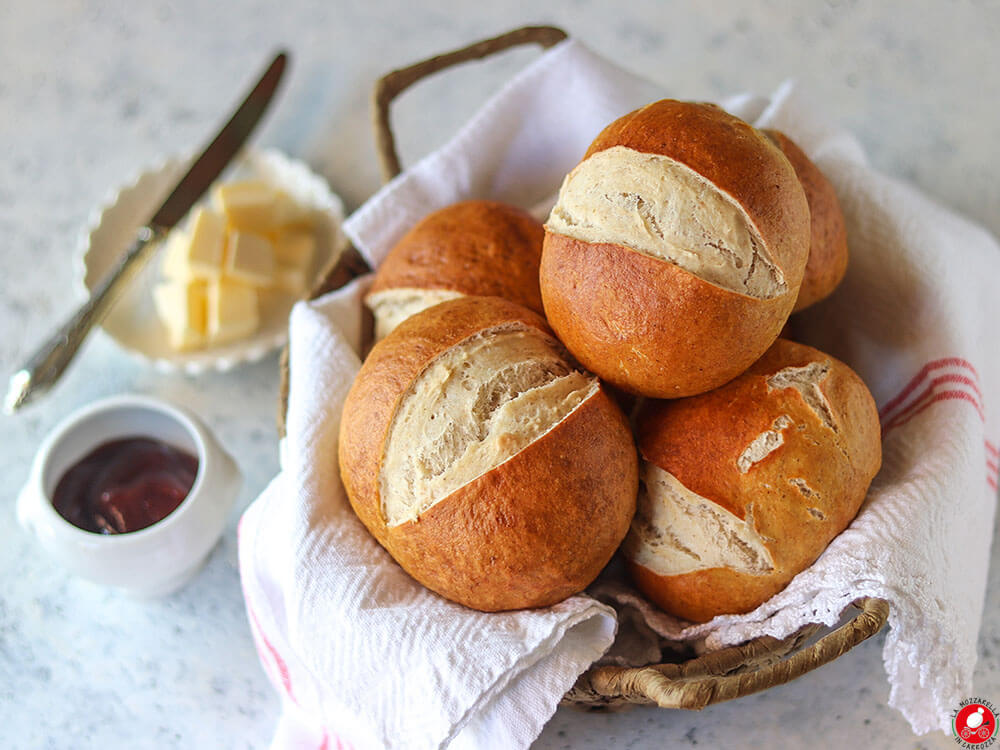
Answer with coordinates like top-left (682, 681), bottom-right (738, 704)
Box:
top-left (365, 288), bottom-right (464, 343)
top-left (380, 328), bottom-right (593, 526)
top-left (547, 146), bottom-right (787, 299)
top-left (540, 100), bottom-right (811, 399)
top-left (623, 339), bottom-right (882, 623)
top-left (365, 200), bottom-right (545, 342)
top-left (763, 130), bottom-right (849, 312)
top-left (339, 296), bottom-right (639, 612)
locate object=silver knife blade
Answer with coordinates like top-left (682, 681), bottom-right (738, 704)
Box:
top-left (152, 51), bottom-right (287, 229)
top-left (4, 50), bottom-right (289, 414)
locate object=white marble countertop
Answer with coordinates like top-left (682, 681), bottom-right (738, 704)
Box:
top-left (2, 1), bottom-right (997, 748)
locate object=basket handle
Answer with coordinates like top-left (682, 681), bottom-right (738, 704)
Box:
top-left (320, 23), bottom-right (568, 297)
top-left (371, 25), bottom-right (568, 183)
top-left (278, 26), bottom-right (568, 437)
top-left (571, 597), bottom-right (890, 709)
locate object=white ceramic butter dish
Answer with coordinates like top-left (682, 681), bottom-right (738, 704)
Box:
top-left (80, 148), bottom-right (346, 373)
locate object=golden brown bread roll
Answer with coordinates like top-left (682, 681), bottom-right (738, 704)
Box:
top-left (540, 100), bottom-right (811, 399)
top-left (338, 295), bottom-right (639, 611)
top-left (623, 338), bottom-right (881, 623)
top-left (364, 200), bottom-right (545, 341)
top-left (764, 130), bottom-right (849, 312)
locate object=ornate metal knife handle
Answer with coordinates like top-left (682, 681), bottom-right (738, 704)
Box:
top-left (4, 225), bottom-right (166, 413)
top-left (3, 51), bottom-right (288, 414)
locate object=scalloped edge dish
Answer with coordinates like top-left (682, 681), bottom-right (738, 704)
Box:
top-left (79, 147), bottom-right (346, 374)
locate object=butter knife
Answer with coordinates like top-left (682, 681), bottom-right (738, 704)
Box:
top-left (5, 51), bottom-right (288, 414)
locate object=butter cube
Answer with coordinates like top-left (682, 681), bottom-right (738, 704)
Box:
top-left (270, 190), bottom-right (308, 228)
top-left (226, 231), bottom-right (275, 286)
top-left (207, 278), bottom-right (259, 344)
top-left (212, 180), bottom-right (299, 233)
top-left (274, 264), bottom-right (308, 295)
top-left (184, 208), bottom-right (227, 278)
top-left (160, 230), bottom-right (194, 281)
top-left (274, 230), bottom-right (316, 270)
top-left (153, 280), bottom-right (207, 350)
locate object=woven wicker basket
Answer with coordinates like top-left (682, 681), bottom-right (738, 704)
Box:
top-left (277, 25), bottom-right (890, 712)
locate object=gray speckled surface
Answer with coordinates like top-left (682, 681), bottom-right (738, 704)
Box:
top-left (1, 1), bottom-right (997, 748)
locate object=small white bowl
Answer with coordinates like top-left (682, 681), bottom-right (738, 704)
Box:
top-left (80, 148), bottom-right (346, 374)
top-left (17, 394), bottom-right (242, 596)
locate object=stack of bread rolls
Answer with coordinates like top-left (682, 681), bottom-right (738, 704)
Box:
top-left (338, 99), bottom-right (880, 621)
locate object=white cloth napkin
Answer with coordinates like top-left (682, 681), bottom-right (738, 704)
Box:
top-left (238, 38), bottom-right (1000, 747)
top-left (239, 276), bottom-right (617, 750)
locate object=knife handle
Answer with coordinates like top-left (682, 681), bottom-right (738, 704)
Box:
top-left (4, 225), bottom-right (167, 413)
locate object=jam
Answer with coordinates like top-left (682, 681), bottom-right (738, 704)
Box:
top-left (52, 437), bottom-right (198, 534)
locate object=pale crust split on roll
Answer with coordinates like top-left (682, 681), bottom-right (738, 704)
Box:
top-left (547, 146), bottom-right (787, 300)
top-left (365, 288), bottom-right (464, 343)
top-left (365, 200), bottom-right (545, 342)
top-left (379, 327), bottom-right (594, 527)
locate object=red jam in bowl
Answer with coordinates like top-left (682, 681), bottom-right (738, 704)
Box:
top-left (52, 437), bottom-right (198, 534)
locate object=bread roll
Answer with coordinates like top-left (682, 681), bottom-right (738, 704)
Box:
top-left (338, 296), bottom-right (639, 611)
top-left (764, 130), bottom-right (849, 312)
top-left (623, 339), bottom-right (881, 622)
top-left (365, 200), bottom-right (545, 341)
top-left (540, 100), bottom-right (811, 398)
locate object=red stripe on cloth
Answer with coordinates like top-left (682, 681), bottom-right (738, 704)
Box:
top-left (932, 374), bottom-right (984, 404)
top-left (989, 475), bottom-right (997, 492)
top-left (882, 374), bottom-right (985, 430)
top-left (245, 616), bottom-right (287, 703)
top-left (883, 391), bottom-right (985, 434)
top-left (245, 600), bottom-right (296, 703)
top-left (240, 520), bottom-right (351, 750)
top-left (882, 372), bottom-right (985, 429)
top-left (881, 370), bottom-right (984, 425)
top-left (988, 457), bottom-right (998, 475)
top-left (879, 358), bottom-right (979, 419)
top-left (987, 440), bottom-right (999, 458)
